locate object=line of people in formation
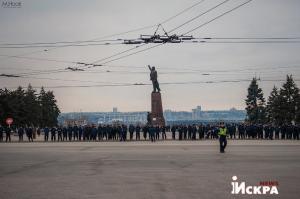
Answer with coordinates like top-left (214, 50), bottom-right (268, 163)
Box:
top-left (1, 123), bottom-right (299, 142)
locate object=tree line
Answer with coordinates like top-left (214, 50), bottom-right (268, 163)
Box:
top-left (246, 75), bottom-right (300, 125)
top-left (0, 84), bottom-right (60, 127)
top-left (1, 76), bottom-right (299, 127)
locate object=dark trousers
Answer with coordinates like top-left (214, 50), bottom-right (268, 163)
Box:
top-left (19, 134), bottom-right (23, 141)
top-left (179, 132), bottom-right (182, 140)
top-left (219, 135), bottom-right (227, 152)
top-left (68, 133), bottom-right (72, 141)
top-left (162, 132), bottom-right (166, 140)
top-left (150, 132), bottom-right (155, 142)
top-left (155, 132), bottom-right (159, 140)
top-left (129, 132), bottom-right (134, 140)
top-left (51, 134), bottom-right (56, 141)
top-left (172, 132), bottom-right (176, 140)
top-left (28, 135), bottom-right (33, 142)
top-left (97, 133), bottom-right (102, 141)
top-left (74, 132), bottom-right (79, 140)
top-left (293, 132), bottom-right (299, 140)
top-left (45, 133), bottom-right (49, 141)
top-left (136, 132), bottom-right (140, 140)
top-left (6, 133), bottom-right (11, 142)
top-left (58, 134), bottom-right (62, 141)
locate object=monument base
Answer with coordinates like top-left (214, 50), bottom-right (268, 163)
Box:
top-left (151, 92), bottom-right (165, 126)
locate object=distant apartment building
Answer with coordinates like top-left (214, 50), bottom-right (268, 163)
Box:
top-left (164, 110), bottom-right (192, 121)
top-left (59, 106), bottom-right (246, 125)
top-left (192, 106), bottom-right (202, 120)
top-left (164, 106), bottom-right (245, 122)
top-left (63, 118), bottom-right (87, 126)
top-left (96, 110), bottom-right (147, 124)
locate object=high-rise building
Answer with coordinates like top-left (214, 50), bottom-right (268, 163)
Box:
top-left (192, 106), bottom-right (202, 120)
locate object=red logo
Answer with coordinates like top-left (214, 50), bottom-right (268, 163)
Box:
top-left (6, 118), bottom-right (13, 125)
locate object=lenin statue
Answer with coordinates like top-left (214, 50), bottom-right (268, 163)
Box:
top-left (148, 65), bottom-right (161, 93)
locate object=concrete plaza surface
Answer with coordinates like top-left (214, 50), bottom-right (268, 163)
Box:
top-left (0, 141), bottom-right (299, 199)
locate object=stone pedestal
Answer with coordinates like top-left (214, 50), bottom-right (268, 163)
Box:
top-left (150, 92), bottom-right (165, 126)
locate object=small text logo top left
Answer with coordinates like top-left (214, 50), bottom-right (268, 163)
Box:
top-left (1, 1), bottom-right (22, 8)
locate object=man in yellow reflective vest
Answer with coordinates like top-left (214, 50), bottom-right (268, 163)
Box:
top-left (218, 122), bottom-right (227, 153)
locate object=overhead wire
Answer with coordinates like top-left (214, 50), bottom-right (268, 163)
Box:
top-left (92, 43), bottom-right (165, 66)
top-left (88, 44), bottom-right (148, 66)
top-left (84, 0), bottom-right (207, 67)
top-left (86, 0), bottom-right (254, 69)
top-left (0, 0), bottom-right (208, 77)
top-left (4, 0), bottom-right (297, 83)
top-left (3, 78), bottom-right (300, 90)
top-left (2, 64), bottom-right (299, 85)
top-left (0, 24), bottom-right (157, 61)
top-left (0, 42), bottom-right (124, 49)
top-left (168, 0), bottom-right (231, 33)
top-left (0, 0), bottom-right (206, 62)
top-left (183, 0), bottom-right (253, 35)
top-left (193, 37), bottom-right (300, 40)
top-left (3, 37), bottom-right (299, 49)
top-left (184, 40), bottom-right (300, 44)
top-left (159, 0), bottom-right (206, 24)
top-left (0, 39), bottom-right (122, 46)
top-left (0, 54), bottom-right (76, 64)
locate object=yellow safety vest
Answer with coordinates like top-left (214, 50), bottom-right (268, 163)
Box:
top-left (218, 127), bottom-right (227, 136)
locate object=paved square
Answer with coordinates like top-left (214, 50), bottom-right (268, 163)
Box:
top-left (0, 140), bottom-right (299, 199)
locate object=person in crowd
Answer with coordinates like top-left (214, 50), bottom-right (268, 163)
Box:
top-left (129, 124), bottom-right (135, 141)
top-left (26, 126), bottom-right (34, 142)
top-left (295, 125), bottom-right (300, 140)
top-left (218, 122), bottom-right (228, 153)
top-left (238, 124), bottom-right (245, 139)
top-left (50, 126), bottom-right (56, 141)
top-left (62, 126), bottom-right (68, 141)
top-left (183, 125), bottom-right (187, 140)
top-left (161, 126), bottom-right (166, 140)
top-left (178, 126), bottom-right (183, 140)
top-left (155, 126), bottom-right (160, 140)
top-left (142, 125), bottom-right (148, 140)
top-left (171, 125), bottom-right (176, 140)
top-left (188, 125), bottom-right (192, 140)
top-left (192, 125), bottom-right (197, 140)
top-left (73, 125), bottom-right (79, 141)
top-left (5, 126), bottom-right (11, 142)
top-left (274, 125), bottom-right (280, 139)
top-left (18, 126), bottom-right (24, 142)
top-left (136, 125), bottom-right (141, 141)
top-left (37, 127), bottom-right (41, 137)
top-left (57, 126), bottom-right (63, 141)
top-left (44, 127), bottom-right (49, 141)
top-left (0, 125), bottom-right (4, 142)
top-left (97, 125), bottom-right (102, 141)
top-left (121, 125), bottom-right (127, 141)
top-left (149, 125), bottom-right (155, 142)
top-left (198, 124), bottom-right (204, 140)
top-left (67, 125), bottom-right (73, 141)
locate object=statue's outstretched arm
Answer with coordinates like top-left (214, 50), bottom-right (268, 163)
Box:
top-left (148, 65), bottom-right (151, 71)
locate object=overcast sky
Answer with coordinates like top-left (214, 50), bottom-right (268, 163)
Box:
top-left (0, 0), bottom-right (300, 112)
